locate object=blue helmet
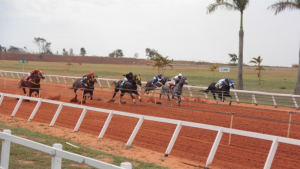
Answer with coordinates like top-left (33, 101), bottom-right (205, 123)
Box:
top-left (225, 77), bottom-right (229, 80)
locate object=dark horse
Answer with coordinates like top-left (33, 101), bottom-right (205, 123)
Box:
top-left (18, 72), bottom-right (45, 97)
top-left (111, 75), bottom-right (142, 104)
top-left (202, 80), bottom-right (235, 105)
top-left (142, 77), bottom-right (170, 95)
top-left (159, 76), bottom-right (188, 106)
top-left (69, 75), bottom-right (98, 103)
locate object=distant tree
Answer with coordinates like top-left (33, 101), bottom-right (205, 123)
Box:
top-left (146, 48), bottom-right (159, 60)
top-left (69, 48), bottom-right (74, 56)
top-left (209, 64), bottom-right (218, 82)
top-left (228, 53), bottom-right (238, 64)
top-left (80, 47), bottom-right (86, 56)
top-left (249, 56), bottom-right (265, 85)
top-left (56, 51), bottom-right (59, 55)
top-left (7, 46), bottom-right (25, 53)
top-left (134, 53), bottom-right (139, 59)
top-left (152, 54), bottom-right (173, 74)
top-left (109, 49), bottom-right (124, 57)
top-left (62, 48), bottom-right (68, 55)
top-left (66, 58), bottom-right (73, 73)
top-left (268, 0), bottom-right (300, 94)
top-left (33, 37), bottom-right (52, 54)
top-left (0, 45), bottom-right (2, 52)
top-left (1, 46), bottom-right (7, 52)
top-left (24, 46), bottom-right (27, 53)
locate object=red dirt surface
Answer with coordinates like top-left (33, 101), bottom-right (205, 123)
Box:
top-left (1, 77), bottom-right (300, 169)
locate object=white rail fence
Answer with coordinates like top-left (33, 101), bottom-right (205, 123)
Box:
top-left (1, 92), bottom-right (300, 168)
top-left (0, 129), bottom-right (132, 169)
top-left (1, 70), bottom-right (300, 109)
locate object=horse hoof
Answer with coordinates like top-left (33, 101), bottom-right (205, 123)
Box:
top-left (229, 102), bottom-right (232, 105)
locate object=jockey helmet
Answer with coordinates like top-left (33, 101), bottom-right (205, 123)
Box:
top-left (39, 71), bottom-right (43, 74)
top-left (35, 68), bottom-right (39, 71)
top-left (159, 73), bottom-right (162, 76)
top-left (90, 71), bottom-right (94, 75)
top-left (86, 73), bottom-right (90, 77)
top-left (225, 77), bottom-right (229, 81)
top-left (178, 73), bottom-right (182, 77)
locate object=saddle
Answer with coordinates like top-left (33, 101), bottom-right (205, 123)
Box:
top-left (120, 81), bottom-right (127, 88)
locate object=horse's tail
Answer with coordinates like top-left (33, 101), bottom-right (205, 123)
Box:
top-left (112, 81), bottom-right (118, 88)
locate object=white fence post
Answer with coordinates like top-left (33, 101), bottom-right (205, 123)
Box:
top-left (264, 137), bottom-right (279, 169)
top-left (205, 128), bottom-right (223, 168)
top-left (126, 116), bottom-right (144, 147)
top-left (28, 99), bottom-right (42, 121)
top-left (106, 80), bottom-right (111, 88)
top-left (11, 72), bottom-right (15, 79)
top-left (11, 97), bottom-right (23, 117)
top-left (165, 121), bottom-right (182, 157)
top-left (98, 111), bottom-right (113, 138)
top-left (97, 80), bottom-right (101, 87)
top-left (234, 91), bottom-right (239, 103)
top-left (188, 87), bottom-right (193, 98)
top-left (272, 96), bottom-right (277, 108)
top-left (292, 96), bottom-right (298, 109)
top-left (120, 162), bottom-right (132, 169)
top-left (49, 76), bottom-right (53, 83)
top-left (252, 93), bottom-right (257, 105)
top-left (49, 103), bottom-right (63, 126)
top-left (17, 73), bottom-right (20, 79)
top-left (0, 129), bottom-right (11, 169)
top-left (74, 107), bottom-right (88, 132)
top-left (0, 93), bottom-right (4, 106)
top-left (56, 76), bottom-right (60, 83)
top-left (51, 143), bottom-right (62, 169)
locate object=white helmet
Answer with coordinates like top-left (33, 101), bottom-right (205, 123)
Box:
top-left (178, 73), bottom-right (182, 76)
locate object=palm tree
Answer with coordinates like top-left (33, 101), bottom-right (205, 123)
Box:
top-left (249, 56), bottom-right (265, 85)
top-left (268, 0), bottom-right (300, 94)
top-left (209, 64), bottom-right (219, 82)
top-left (152, 54), bottom-right (173, 74)
top-left (207, 0), bottom-right (249, 90)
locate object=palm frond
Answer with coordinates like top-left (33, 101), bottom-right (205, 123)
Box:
top-left (233, 0), bottom-right (250, 12)
top-left (207, 1), bottom-right (238, 14)
top-left (268, 0), bottom-right (300, 15)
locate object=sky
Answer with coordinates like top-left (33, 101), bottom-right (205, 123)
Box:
top-left (0, 0), bottom-right (299, 67)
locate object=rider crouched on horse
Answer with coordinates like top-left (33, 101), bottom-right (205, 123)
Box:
top-left (170, 73), bottom-right (183, 90)
top-left (215, 78), bottom-right (229, 93)
top-left (81, 71), bottom-right (96, 86)
top-left (121, 72), bottom-right (133, 87)
top-left (152, 73), bottom-right (163, 87)
top-left (26, 68), bottom-right (40, 82)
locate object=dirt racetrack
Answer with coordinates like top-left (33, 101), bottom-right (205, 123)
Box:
top-left (1, 77), bottom-right (300, 169)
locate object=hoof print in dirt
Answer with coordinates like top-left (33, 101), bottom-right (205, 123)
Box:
top-left (121, 101), bottom-right (126, 104)
top-left (156, 102), bottom-right (162, 104)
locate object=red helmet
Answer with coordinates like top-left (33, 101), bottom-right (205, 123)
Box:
top-left (35, 68), bottom-right (39, 71)
top-left (91, 71), bottom-right (94, 75)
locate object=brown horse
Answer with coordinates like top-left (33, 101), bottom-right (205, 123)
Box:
top-left (142, 76), bottom-right (169, 95)
top-left (111, 74), bottom-right (142, 104)
top-left (69, 75), bottom-right (98, 103)
top-left (18, 72), bottom-right (45, 97)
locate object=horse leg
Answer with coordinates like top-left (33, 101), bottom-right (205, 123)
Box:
top-left (177, 95), bottom-right (181, 106)
top-left (90, 91), bottom-right (93, 100)
top-left (112, 89), bottom-right (119, 99)
top-left (129, 91), bottom-right (136, 104)
top-left (164, 91), bottom-right (172, 106)
top-left (29, 89), bottom-right (33, 97)
top-left (159, 94), bottom-right (162, 101)
top-left (229, 95), bottom-right (232, 105)
top-left (212, 92), bottom-right (218, 104)
top-left (74, 89), bottom-right (78, 100)
top-left (133, 91), bottom-right (141, 102)
top-left (22, 88), bottom-right (26, 96)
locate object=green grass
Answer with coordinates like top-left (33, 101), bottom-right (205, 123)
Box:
top-left (0, 60), bottom-right (297, 94)
top-left (0, 123), bottom-right (168, 169)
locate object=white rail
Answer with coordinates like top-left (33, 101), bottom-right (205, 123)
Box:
top-left (0, 129), bottom-right (132, 169)
top-left (1, 70), bottom-right (300, 108)
top-left (1, 92), bottom-right (300, 168)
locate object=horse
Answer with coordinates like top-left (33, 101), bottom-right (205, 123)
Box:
top-left (159, 76), bottom-right (188, 106)
top-left (111, 74), bottom-right (142, 104)
top-left (69, 75), bottom-right (98, 103)
top-left (202, 80), bottom-right (235, 105)
top-left (142, 76), bottom-right (170, 95)
top-left (18, 72), bottom-right (45, 97)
